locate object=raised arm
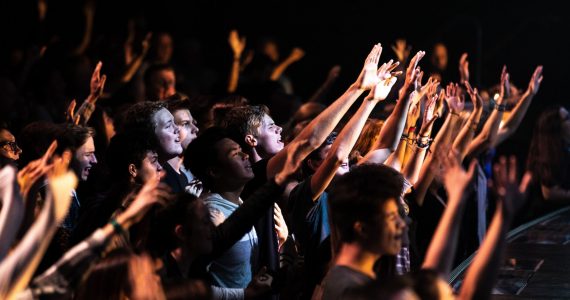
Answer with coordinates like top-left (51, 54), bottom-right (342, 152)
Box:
top-left (0, 167), bottom-right (24, 260)
top-left (270, 47), bottom-right (305, 81)
top-left (402, 85), bottom-right (440, 185)
top-left (465, 66), bottom-right (510, 158)
top-left (422, 151), bottom-right (477, 279)
top-left (413, 84), bottom-right (464, 205)
top-left (459, 156), bottom-right (530, 300)
top-left (266, 44), bottom-right (382, 178)
top-left (311, 67), bottom-right (398, 199)
top-left (121, 32), bottom-right (152, 84)
top-left (21, 174), bottom-right (170, 299)
top-left (72, 1), bottom-right (94, 56)
top-left (74, 61), bottom-right (107, 125)
top-left (359, 50), bottom-right (425, 165)
top-left (494, 66), bottom-right (544, 146)
top-left (0, 152), bottom-right (77, 299)
top-left (452, 81), bottom-right (483, 160)
top-left (227, 29), bottom-right (247, 93)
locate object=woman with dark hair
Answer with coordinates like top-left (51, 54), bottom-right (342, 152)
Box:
top-left (524, 106), bottom-right (570, 219)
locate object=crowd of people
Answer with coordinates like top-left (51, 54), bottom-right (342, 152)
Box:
top-left (1, 5), bottom-right (570, 300)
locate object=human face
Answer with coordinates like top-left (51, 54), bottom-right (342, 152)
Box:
top-left (173, 109), bottom-right (199, 150)
top-left (213, 138), bottom-right (254, 184)
top-left (134, 151), bottom-right (163, 183)
top-left (0, 129), bottom-right (21, 161)
top-left (375, 199), bottom-right (406, 255)
top-left (148, 69), bottom-right (176, 100)
top-left (153, 108), bottom-right (182, 159)
top-left (256, 114), bottom-right (283, 158)
top-left (74, 136), bottom-right (97, 181)
top-left (560, 107), bottom-right (570, 144)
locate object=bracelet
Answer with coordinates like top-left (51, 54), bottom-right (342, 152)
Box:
top-left (416, 137), bottom-right (432, 148)
top-left (490, 98), bottom-right (507, 111)
top-left (110, 218), bottom-right (125, 235)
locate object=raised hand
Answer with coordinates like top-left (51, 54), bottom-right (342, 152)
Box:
top-left (228, 29), bottom-right (247, 59)
top-left (421, 86), bottom-right (440, 132)
top-left (356, 43), bottom-right (382, 90)
top-left (89, 61), bottom-right (106, 101)
top-left (17, 140), bottom-right (57, 198)
top-left (287, 47), bottom-right (305, 63)
top-left (404, 50), bottom-right (426, 87)
top-left (459, 53), bottom-right (470, 84)
top-left (274, 203), bottom-right (288, 249)
top-left (464, 81), bottom-right (483, 111)
top-left (365, 60), bottom-right (399, 101)
top-left (391, 39), bottom-right (411, 63)
top-left (440, 149), bottom-right (478, 202)
top-left (498, 66), bottom-right (510, 105)
top-left (122, 172), bottom-right (171, 225)
top-left (185, 178), bottom-right (203, 197)
top-left (445, 83), bottom-right (465, 114)
top-left (327, 65), bottom-right (342, 81)
top-left (492, 156), bottom-right (529, 219)
top-left (526, 65), bottom-right (544, 96)
top-left (65, 99), bottom-right (79, 124)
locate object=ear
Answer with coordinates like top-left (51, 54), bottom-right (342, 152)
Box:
top-left (353, 221), bottom-right (367, 239)
top-left (174, 224), bottom-right (186, 241)
top-left (128, 164), bottom-right (137, 178)
top-left (307, 159), bottom-right (319, 172)
top-left (245, 134), bottom-right (257, 147)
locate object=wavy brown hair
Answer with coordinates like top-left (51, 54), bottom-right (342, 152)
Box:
top-left (527, 106), bottom-right (570, 187)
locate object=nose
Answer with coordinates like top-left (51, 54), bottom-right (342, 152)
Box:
top-left (240, 151), bottom-right (249, 160)
top-left (91, 155), bottom-right (98, 165)
top-left (276, 125), bottom-right (282, 134)
top-left (191, 123), bottom-right (199, 134)
top-left (156, 162), bottom-right (163, 172)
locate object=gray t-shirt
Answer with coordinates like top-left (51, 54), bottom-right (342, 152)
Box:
top-left (317, 266), bottom-right (373, 300)
top-left (202, 193), bottom-right (258, 289)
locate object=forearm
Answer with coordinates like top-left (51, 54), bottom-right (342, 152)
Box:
top-left (402, 144), bottom-right (428, 186)
top-left (270, 59), bottom-right (294, 81)
top-left (74, 99), bottom-right (96, 126)
top-left (453, 110), bottom-right (482, 160)
top-left (422, 195), bottom-right (467, 278)
top-left (212, 179), bottom-right (284, 256)
top-left (228, 57), bottom-right (241, 93)
top-left (306, 75), bottom-right (337, 103)
top-left (459, 205), bottom-right (510, 300)
top-left (0, 167), bottom-right (25, 260)
top-left (311, 101), bottom-right (377, 198)
top-left (466, 108), bottom-right (504, 158)
top-left (267, 84), bottom-right (362, 177)
top-left (0, 197), bottom-right (57, 299)
top-left (494, 92), bottom-right (533, 146)
top-left (121, 52), bottom-right (147, 83)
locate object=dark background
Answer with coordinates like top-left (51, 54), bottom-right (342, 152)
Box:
top-left (2, 0), bottom-right (569, 158)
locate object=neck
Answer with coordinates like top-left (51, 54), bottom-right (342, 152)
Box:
top-left (170, 247), bottom-right (194, 277)
top-left (335, 242), bottom-right (380, 279)
top-left (167, 156), bottom-right (183, 173)
top-left (249, 147), bottom-right (263, 163)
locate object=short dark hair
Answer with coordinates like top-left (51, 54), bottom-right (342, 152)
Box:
top-left (219, 105), bottom-right (269, 150)
top-left (143, 63), bottom-right (174, 88)
top-left (106, 133), bottom-right (155, 182)
top-left (117, 101), bottom-right (165, 149)
top-left (301, 131), bottom-right (337, 176)
top-left (184, 127), bottom-right (231, 189)
top-left (55, 124), bottom-right (96, 155)
top-left (148, 193), bottom-right (201, 256)
top-left (328, 164), bottom-right (404, 245)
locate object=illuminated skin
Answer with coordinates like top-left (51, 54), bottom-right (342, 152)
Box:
top-left (73, 136), bottom-right (97, 181)
top-left (173, 109), bottom-right (199, 150)
top-left (213, 138), bottom-right (254, 184)
top-left (148, 69), bottom-right (176, 100)
top-left (255, 114), bottom-right (283, 159)
top-left (132, 151), bottom-right (163, 184)
top-left (376, 199), bottom-right (406, 256)
top-left (152, 108), bottom-right (182, 160)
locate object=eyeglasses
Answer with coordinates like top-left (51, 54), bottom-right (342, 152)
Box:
top-left (0, 141), bottom-right (20, 152)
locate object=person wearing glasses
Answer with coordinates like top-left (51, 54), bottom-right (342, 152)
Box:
top-left (0, 127), bottom-right (22, 167)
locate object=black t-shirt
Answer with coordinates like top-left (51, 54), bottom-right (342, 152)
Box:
top-left (241, 159), bottom-right (279, 275)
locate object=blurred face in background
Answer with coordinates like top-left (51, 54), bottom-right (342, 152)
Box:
top-left (0, 129), bottom-right (21, 161)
